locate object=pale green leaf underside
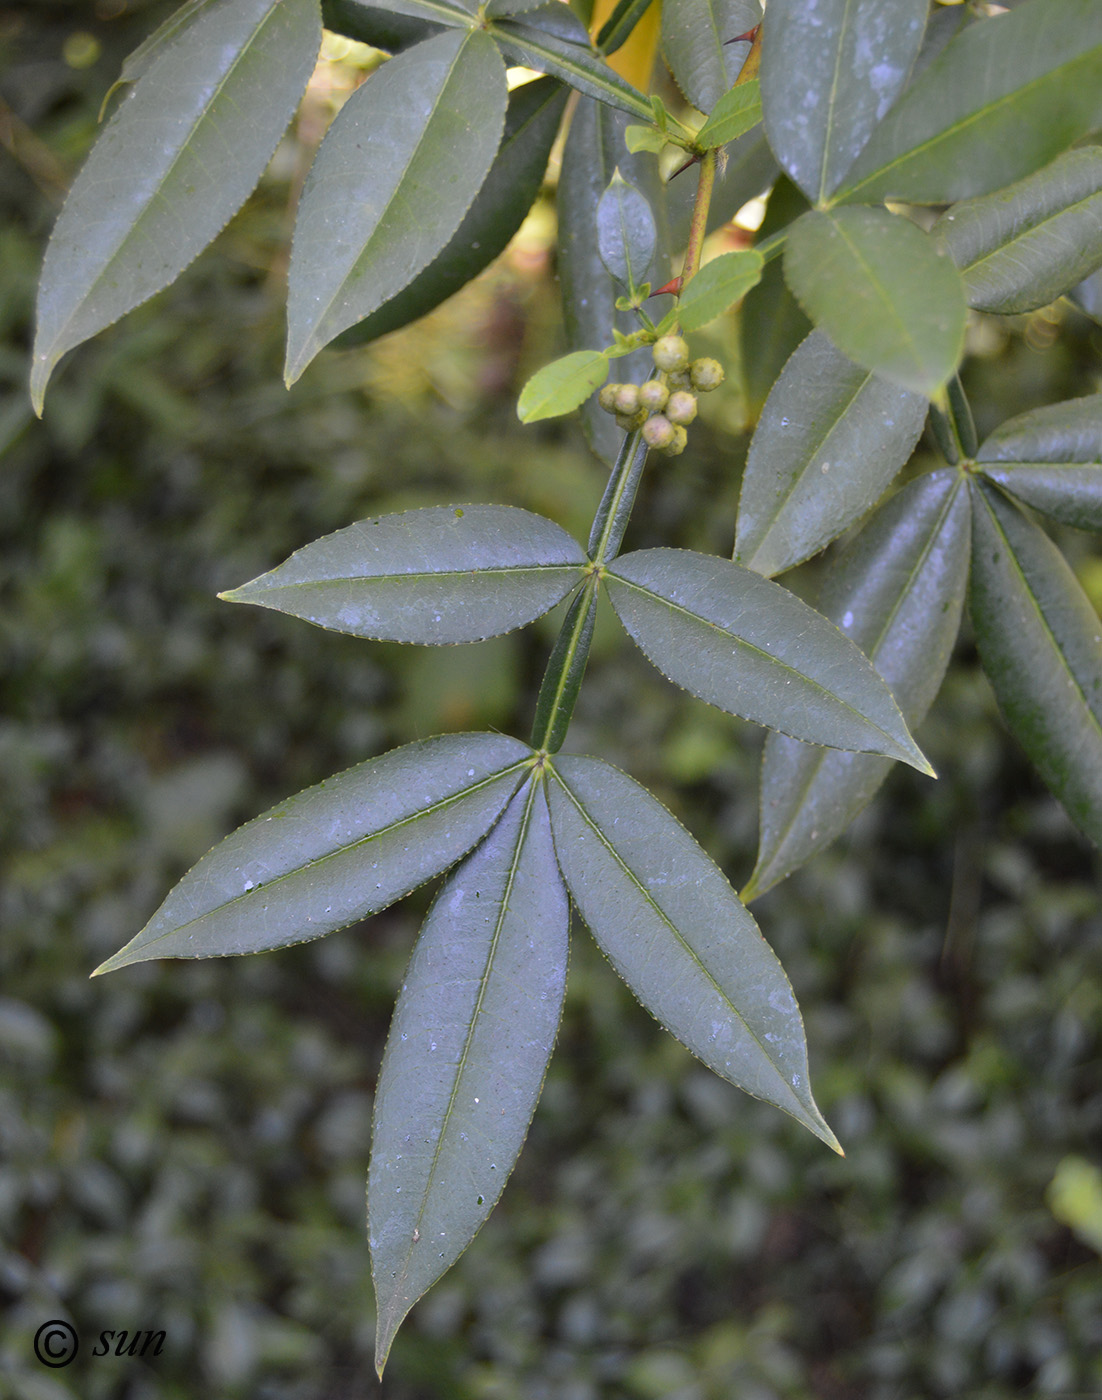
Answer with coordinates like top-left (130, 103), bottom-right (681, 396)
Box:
top-left (736, 330), bottom-right (928, 577)
top-left (661, 0), bottom-right (760, 114)
top-left (546, 754), bottom-right (840, 1151)
top-left (285, 28), bottom-right (507, 385)
top-left (783, 206), bottom-right (966, 397)
top-left (32, 0), bottom-right (322, 414)
top-left (976, 392), bottom-right (1102, 531)
top-left (674, 250), bottom-right (762, 333)
top-left (604, 547), bottom-right (932, 771)
top-left (518, 350), bottom-right (611, 423)
top-left (93, 734), bottom-right (531, 972)
top-left (696, 79), bottom-right (762, 151)
top-left (221, 505), bottom-right (587, 644)
top-left (370, 778), bottom-right (567, 1372)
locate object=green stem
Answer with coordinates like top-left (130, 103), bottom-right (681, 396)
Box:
top-left (678, 147), bottom-right (717, 295)
top-left (529, 576), bottom-right (599, 753)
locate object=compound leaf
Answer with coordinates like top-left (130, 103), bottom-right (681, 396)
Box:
top-left (969, 482), bottom-right (1102, 845)
top-left (32, 0), bottom-right (321, 414)
top-left (736, 330), bottom-right (928, 576)
top-left (546, 754), bottom-right (839, 1150)
top-left (604, 547), bottom-right (932, 770)
top-left (285, 29), bottom-right (507, 385)
top-left (221, 505), bottom-right (587, 643)
top-left (976, 393), bottom-right (1102, 532)
top-left (93, 734), bottom-right (532, 973)
top-left (661, 0), bottom-right (760, 114)
top-left (370, 778), bottom-right (567, 1373)
top-left (745, 471), bottom-right (970, 899)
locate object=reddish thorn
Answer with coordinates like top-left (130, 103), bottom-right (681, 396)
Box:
top-left (725, 25), bottom-right (760, 44)
top-left (651, 277), bottom-right (683, 298)
top-left (669, 155), bottom-right (698, 180)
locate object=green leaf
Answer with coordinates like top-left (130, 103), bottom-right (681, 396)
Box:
top-left (603, 547), bottom-right (932, 769)
top-left (333, 0), bottom-right (477, 27)
top-left (370, 778), bottom-right (567, 1374)
top-left (624, 123), bottom-right (667, 155)
top-left (596, 169), bottom-right (656, 293)
top-left (31, 0), bottom-right (322, 415)
top-left (745, 471), bottom-right (971, 900)
top-left (545, 754), bottom-right (839, 1150)
top-left (835, 0), bottom-right (1102, 206)
top-left (674, 250), bottom-right (762, 333)
top-left (93, 734), bottom-right (533, 973)
top-left (284, 29), bottom-right (507, 385)
top-left (735, 330), bottom-right (928, 577)
top-left (334, 77), bottom-right (567, 349)
top-left (321, 0), bottom-right (444, 51)
top-left (490, 18), bottom-right (654, 123)
top-left (696, 78), bottom-right (763, 151)
top-left (518, 350), bottom-right (611, 423)
top-left (221, 505), bottom-right (587, 643)
top-left (976, 393), bottom-right (1102, 532)
top-left (969, 481), bottom-right (1102, 845)
top-left (933, 147), bottom-right (1102, 315)
top-left (661, 0), bottom-right (760, 114)
top-left (1072, 267), bottom-right (1102, 327)
top-left (596, 0), bottom-right (656, 57)
top-left (759, 0), bottom-right (926, 204)
top-left (783, 206), bottom-right (966, 397)
top-left (101, 0), bottom-right (218, 113)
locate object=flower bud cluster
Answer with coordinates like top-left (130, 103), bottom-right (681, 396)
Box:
top-left (597, 336), bottom-right (725, 457)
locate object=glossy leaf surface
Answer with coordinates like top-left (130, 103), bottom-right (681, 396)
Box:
top-left (546, 755), bottom-right (839, 1150)
top-left (285, 30), bottom-right (507, 385)
top-left (736, 331), bottom-right (927, 577)
top-left (32, 0), bottom-right (321, 413)
top-left (94, 735), bottom-right (531, 973)
top-left (760, 0), bottom-right (926, 204)
top-left (784, 206), bottom-right (966, 397)
top-left (518, 350), bottom-right (611, 424)
top-left (696, 79), bottom-right (762, 151)
top-left (370, 779), bottom-right (567, 1371)
top-left (596, 170), bottom-right (655, 292)
top-left (604, 548), bottom-right (931, 769)
top-left (335, 77), bottom-right (567, 349)
top-left (221, 506), bottom-right (587, 643)
top-left (739, 176), bottom-right (811, 422)
top-left (970, 483), bottom-right (1102, 845)
top-left (661, 0), bottom-right (760, 114)
top-left (336, 0), bottom-right (476, 26)
top-left (673, 250), bottom-right (762, 333)
top-left (490, 18), bottom-right (653, 122)
top-left (933, 148), bottom-right (1102, 314)
top-left (976, 393), bottom-right (1102, 532)
top-left (746, 472), bottom-right (970, 899)
top-left (322, 0), bottom-right (443, 50)
top-left (837, 0), bottom-right (1102, 206)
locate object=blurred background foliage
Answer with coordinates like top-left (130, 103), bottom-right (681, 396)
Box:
top-left (2, 4), bottom-right (1101, 1397)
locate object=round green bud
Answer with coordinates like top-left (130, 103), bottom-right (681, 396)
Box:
top-left (660, 424), bottom-right (689, 457)
top-left (613, 383), bottom-right (640, 416)
top-left (667, 368), bottom-right (692, 391)
top-left (690, 357), bottom-right (725, 392)
top-left (642, 414), bottom-right (675, 450)
top-left (597, 383), bottom-right (621, 414)
top-left (616, 408), bottom-right (648, 433)
top-left (638, 379), bottom-right (669, 412)
top-left (666, 390), bottom-right (698, 426)
top-left (652, 334), bottom-right (690, 374)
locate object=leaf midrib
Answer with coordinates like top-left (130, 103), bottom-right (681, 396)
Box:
top-left (244, 561), bottom-right (586, 594)
top-left (954, 185), bottom-right (1102, 283)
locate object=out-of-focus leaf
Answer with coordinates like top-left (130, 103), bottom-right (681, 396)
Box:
top-left (322, 0), bottom-right (443, 50)
top-left (671, 250), bottom-right (762, 333)
top-left (969, 481), bottom-right (1102, 845)
top-left (490, 17), bottom-right (653, 121)
top-left (285, 30), bottom-right (506, 385)
top-left (596, 0), bottom-right (655, 57)
top-left (836, 0), bottom-right (1102, 206)
top-left (696, 79), bottom-right (762, 150)
top-left (518, 350), bottom-right (611, 423)
top-left (32, 0), bottom-right (321, 414)
top-left (1048, 1158), bottom-right (1102, 1256)
top-left (221, 506), bottom-right (587, 643)
top-left (745, 472), bottom-right (970, 899)
top-left (1072, 267), bottom-right (1102, 326)
top-left (604, 547), bottom-right (932, 769)
top-left (933, 148), bottom-right (1102, 314)
top-left (93, 735), bottom-right (532, 972)
top-left (976, 394), bottom-right (1102, 532)
top-left (760, 0), bottom-right (926, 204)
top-left (739, 176), bottom-right (811, 422)
top-left (783, 206), bottom-right (966, 397)
top-left (335, 77), bottom-right (567, 349)
top-left (545, 754), bottom-right (840, 1150)
top-left (597, 169), bottom-right (656, 292)
top-left (370, 779), bottom-right (567, 1373)
top-left (661, 0), bottom-right (760, 114)
top-left (735, 331), bottom-right (927, 576)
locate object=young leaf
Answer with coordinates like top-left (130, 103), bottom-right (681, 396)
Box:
top-left (976, 393), bottom-right (1102, 532)
top-left (836, 0), bottom-right (1102, 206)
top-left (673, 249), bottom-right (763, 333)
top-left (596, 169), bottom-right (656, 293)
top-left (545, 754), bottom-right (840, 1151)
top-left (783, 206), bottom-right (966, 398)
top-left (695, 78), bottom-right (762, 152)
top-left (759, 0), bottom-right (926, 204)
top-left (221, 505), bottom-right (587, 643)
top-left (745, 471), bottom-right (971, 900)
top-left (489, 17), bottom-right (654, 123)
top-left (661, 0), bottom-right (761, 115)
top-left (92, 734), bottom-right (532, 973)
top-left (370, 778), bottom-right (568, 1374)
top-left (969, 482), bottom-right (1102, 846)
top-left (285, 29), bottom-right (507, 385)
top-left (31, 0), bottom-right (322, 414)
top-left (932, 148), bottom-right (1102, 315)
top-left (739, 176), bottom-right (811, 422)
top-left (624, 123), bottom-right (667, 155)
top-left (603, 547), bottom-right (933, 770)
top-left (334, 77), bottom-right (568, 348)
top-left (735, 331), bottom-right (928, 577)
top-left (518, 349), bottom-right (611, 423)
